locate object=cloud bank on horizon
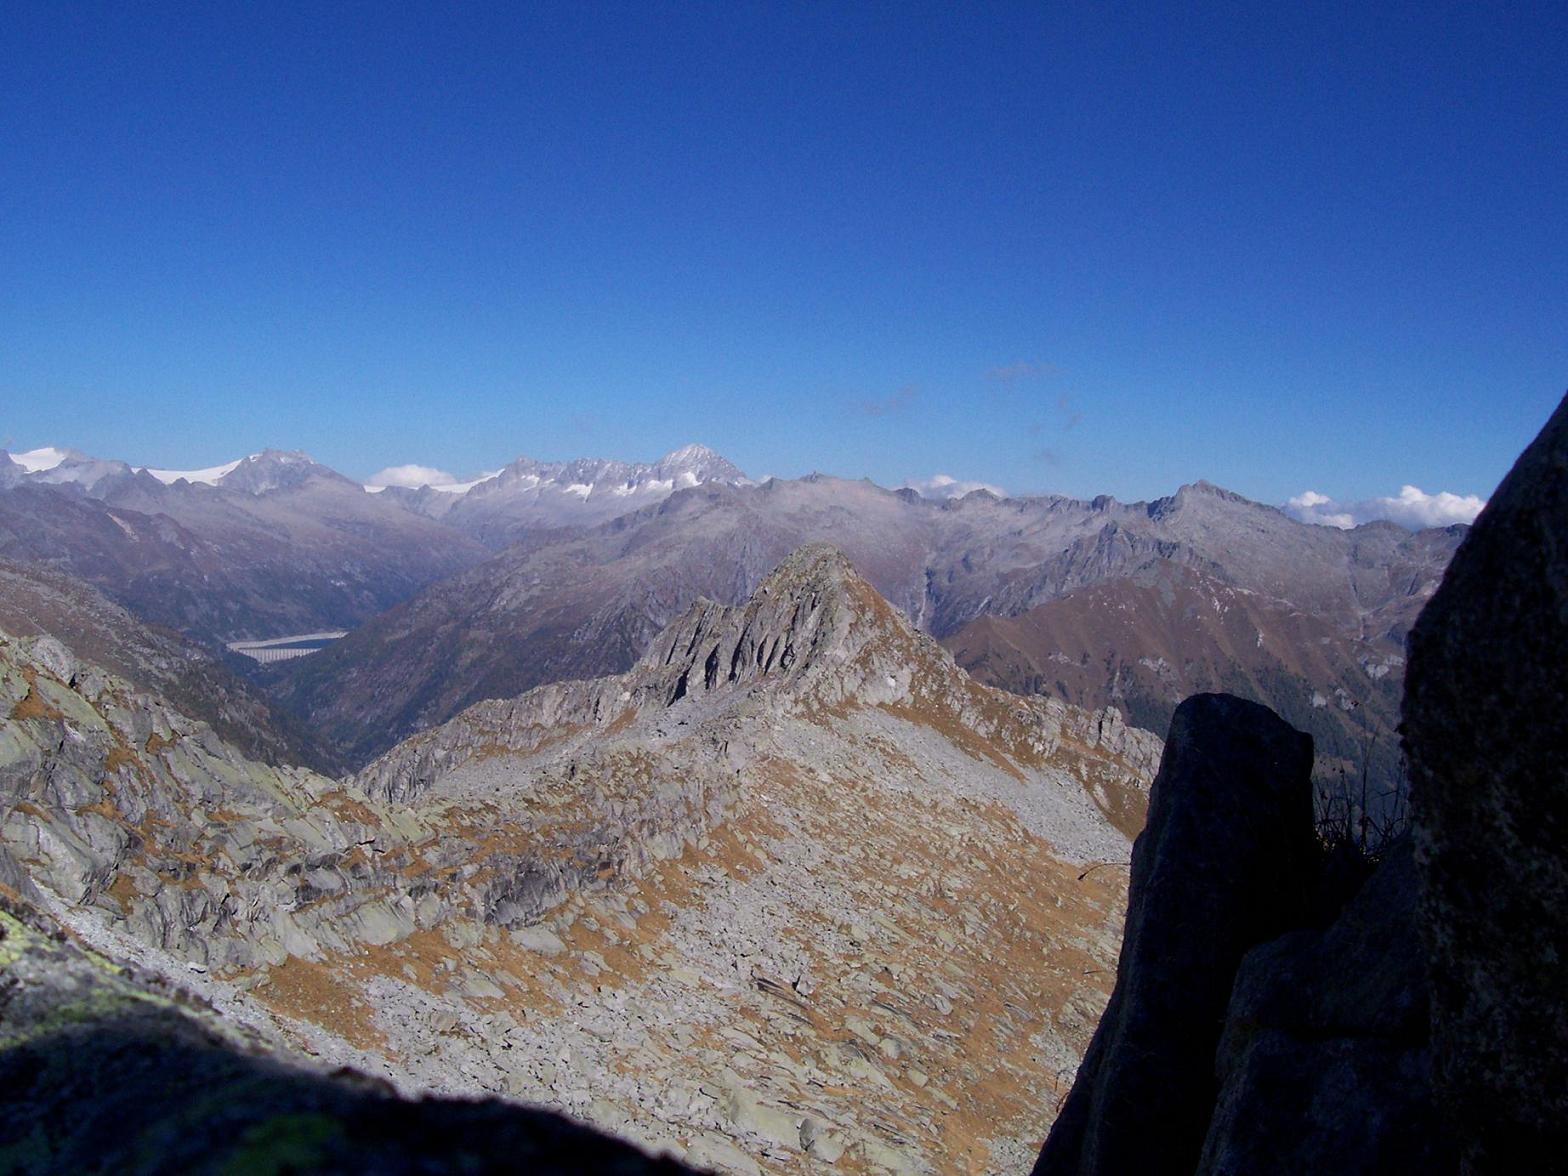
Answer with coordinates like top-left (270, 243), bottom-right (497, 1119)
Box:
top-left (1284, 485), bottom-right (1486, 530)
top-left (367, 464), bottom-right (459, 489)
top-left (903, 474), bottom-right (1006, 500)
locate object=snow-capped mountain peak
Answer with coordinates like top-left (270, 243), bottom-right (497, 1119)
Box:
top-left (363, 443), bottom-right (751, 542)
top-left (213, 450), bottom-right (345, 495)
top-left (140, 457), bottom-right (246, 486)
top-left (12, 446), bottom-right (83, 474)
top-left (432, 443), bottom-right (749, 502)
top-left (649, 443), bottom-right (748, 487)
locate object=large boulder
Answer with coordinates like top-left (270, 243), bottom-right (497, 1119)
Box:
top-left (1034, 693), bottom-right (1317, 1175)
top-left (1404, 391), bottom-right (1568, 1171)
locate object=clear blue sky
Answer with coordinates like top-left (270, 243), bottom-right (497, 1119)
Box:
top-left (3, 1), bottom-right (1563, 504)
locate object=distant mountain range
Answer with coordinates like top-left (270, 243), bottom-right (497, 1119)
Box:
top-left (3, 441), bottom-right (751, 545)
top-left (0, 448), bottom-right (487, 645)
top-left (1, 441), bottom-right (1464, 797)
top-left (271, 475), bottom-right (1459, 791)
top-left (372, 443), bottom-right (752, 546)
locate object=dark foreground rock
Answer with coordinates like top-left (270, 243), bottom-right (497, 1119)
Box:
top-left (1197, 842), bottom-right (1451, 1173)
top-left (1404, 391), bottom-right (1568, 1172)
top-left (1034, 693), bottom-right (1317, 1175)
top-left (0, 894), bottom-right (692, 1175)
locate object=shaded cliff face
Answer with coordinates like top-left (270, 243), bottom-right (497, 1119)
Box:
top-left (1404, 390), bottom-right (1568, 1171)
top-left (1034, 694), bottom-right (1319, 1176)
top-left (1032, 696), bottom-right (1452, 1176)
top-left (2, 544), bottom-right (1162, 1174)
top-left (1197, 842), bottom-right (1446, 1174)
top-left (1033, 394), bottom-right (1568, 1176)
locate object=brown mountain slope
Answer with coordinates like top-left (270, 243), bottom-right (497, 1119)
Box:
top-left (942, 561), bottom-right (1406, 799)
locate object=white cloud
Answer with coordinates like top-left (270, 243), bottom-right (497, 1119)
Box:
top-left (366, 463), bottom-right (458, 489)
top-left (1284, 485), bottom-right (1485, 530)
top-left (903, 473), bottom-right (1007, 500)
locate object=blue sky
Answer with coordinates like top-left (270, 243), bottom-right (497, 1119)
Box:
top-left (3, 1), bottom-right (1564, 510)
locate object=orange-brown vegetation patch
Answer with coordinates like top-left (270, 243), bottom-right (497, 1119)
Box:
top-left (104, 872), bottom-right (140, 911)
top-left (72, 798), bottom-right (123, 824)
top-left (475, 721), bottom-right (585, 763)
top-left (700, 821), bottom-right (770, 883)
top-left (253, 954), bottom-right (390, 1053)
top-left (555, 907), bottom-right (655, 987)
top-left (102, 744), bottom-right (138, 775)
top-left (923, 803), bottom-right (1122, 1170)
top-left (318, 790), bottom-right (380, 826)
top-left (9, 677), bottom-right (60, 723)
top-left (601, 707), bottom-right (637, 737)
top-left (144, 731), bottom-right (175, 755)
top-left (353, 927), bottom-right (565, 1021)
top-left (250, 925), bottom-right (581, 1059)
top-left (1053, 738), bottom-right (1150, 838)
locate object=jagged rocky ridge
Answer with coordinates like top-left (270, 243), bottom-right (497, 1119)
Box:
top-left (2, 544), bottom-right (1161, 1173)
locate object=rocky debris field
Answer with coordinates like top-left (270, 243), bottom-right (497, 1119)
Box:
top-left (0, 892), bottom-right (692, 1174)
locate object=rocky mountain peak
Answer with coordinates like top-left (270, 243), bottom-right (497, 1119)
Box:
top-left (642, 544), bottom-right (874, 703)
top-left (218, 449), bottom-right (347, 495)
top-left (651, 443), bottom-right (748, 484)
top-left (477, 444), bottom-right (747, 497)
top-left (1146, 480), bottom-right (1249, 520)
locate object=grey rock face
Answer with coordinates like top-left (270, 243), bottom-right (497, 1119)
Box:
top-left (1034, 693), bottom-right (1318, 1176)
top-left (1404, 390), bottom-right (1568, 1171)
top-left (1197, 843), bottom-right (1453, 1174)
